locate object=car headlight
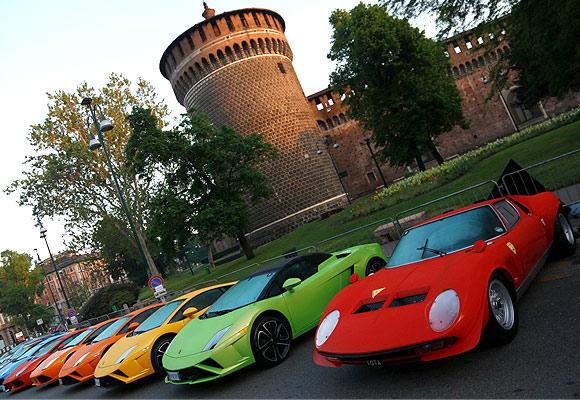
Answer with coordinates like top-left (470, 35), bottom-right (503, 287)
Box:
top-left (203, 326), bottom-right (231, 351)
top-left (73, 353), bottom-right (89, 367)
top-left (115, 345), bottom-right (137, 365)
top-left (428, 289), bottom-right (460, 332)
top-left (315, 310), bottom-right (340, 348)
top-left (41, 357), bottom-right (57, 371)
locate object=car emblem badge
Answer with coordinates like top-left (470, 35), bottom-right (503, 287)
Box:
top-left (506, 242), bottom-right (517, 254)
top-left (372, 288), bottom-right (385, 298)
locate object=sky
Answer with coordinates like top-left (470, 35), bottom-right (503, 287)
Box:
top-left (0, 0), bottom-right (436, 258)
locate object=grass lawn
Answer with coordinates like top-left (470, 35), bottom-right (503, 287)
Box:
top-left (139, 119), bottom-right (580, 299)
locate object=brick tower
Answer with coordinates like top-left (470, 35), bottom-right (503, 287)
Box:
top-left (160, 4), bottom-right (348, 244)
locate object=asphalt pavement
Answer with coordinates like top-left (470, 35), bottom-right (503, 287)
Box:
top-left (4, 240), bottom-right (580, 399)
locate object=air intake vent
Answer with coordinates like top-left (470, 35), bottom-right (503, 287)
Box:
top-left (354, 301), bottom-right (385, 314)
top-left (389, 294), bottom-right (427, 307)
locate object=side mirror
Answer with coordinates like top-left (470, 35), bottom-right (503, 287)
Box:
top-left (183, 307), bottom-right (199, 319)
top-left (349, 273), bottom-right (360, 284)
top-left (282, 277), bottom-right (302, 291)
top-left (471, 240), bottom-right (487, 253)
top-left (127, 322), bottom-right (139, 332)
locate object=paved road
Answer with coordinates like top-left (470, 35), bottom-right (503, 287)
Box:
top-left (5, 241), bottom-right (580, 399)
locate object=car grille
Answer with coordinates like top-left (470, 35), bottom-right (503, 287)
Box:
top-left (167, 366), bottom-right (216, 382)
top-left (37, 375), bottom-right (51, 383)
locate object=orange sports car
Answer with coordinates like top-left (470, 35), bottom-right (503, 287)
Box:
top-left (59, 303), bottom-right (163, 385)
top-left (30, 319), bottom-right (116, 387)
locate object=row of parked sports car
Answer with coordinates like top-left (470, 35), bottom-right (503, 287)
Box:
top-left (0, 192), bottom-right (576, 393)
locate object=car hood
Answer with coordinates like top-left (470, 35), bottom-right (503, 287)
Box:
top-left (318, 250), bottom-right (487, 355)
top-left (33, 346), bottom-right (77, 376)
top-left (165, 306), bottom-right (255, 360)
top-left (4, 359), bottom-right (35, 383)
top-left (61, 339), bottom-right (113, 372)
top-left (97, 328), bottom-right (158, 369)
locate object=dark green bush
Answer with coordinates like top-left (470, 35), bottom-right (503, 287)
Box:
top-left (79, 282), bottom-right (139, 319)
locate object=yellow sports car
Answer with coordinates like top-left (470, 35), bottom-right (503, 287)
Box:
top-left (94, 282), bottom-right (235, 386)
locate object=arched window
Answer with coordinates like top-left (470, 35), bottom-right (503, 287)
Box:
top-left (258, 38), bottom-right (266, 54)
top-left (277, 39), bottom-right (283, 54)
top-left (225, 46), bottom-right (235, 62)
top-left (326, 118), bottom-right (334, 128)
top-left (209, 53), bottom-right (220, 69)
top-left (188, 66), bottom-right (196, 81)
top-left (452, 66), bottom-right (459, 76)
top-left (478, 56), bottom-right (485, 66)
top-left (250, 39), bottom-right (259, 55)
top-left (339, 113), bottom-right (347, 124)
top-left (234, 43), bottom-right (243, 59)
top-left (217, 49), bottom-right (227, 66)
top-left (317, 120), bottom-right (328, 131)
top-left (496, 48), bottom-right (503, 59)
top-left (465, 61), bottom-right (472, 72)
top-left (272, 38), bottom-right (278, 53)
top-left (471, 58), bottom-right (478, 68)
top-left (195, 62), bottom-right (204, 77)
top-left (265, 38), bottom-right (272, 53)
top-left (202, 58), bottom-right (211, 73)
top-left (503, 45), bottom-right (510, 53)
top-left (332, 115), bottom-right (340, 126)
top-left (242, 41), bottom-right (251, 57)
top-left (183, 70), bottom-right (191, 84)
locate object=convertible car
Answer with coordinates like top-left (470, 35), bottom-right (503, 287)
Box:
top-left (2, 332), bottom-right (73, 392)
top-left (30, 319), bottom-right (116, 387)
top-left (314, 193), bottom-right (576, 367)
top-left (94, 282), bottom-right (235, 386)
top-left (163, 244), bottom-right (386, 384)
top-left (59, 303), bottom-right (163, 384)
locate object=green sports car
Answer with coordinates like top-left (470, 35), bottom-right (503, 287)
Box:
top-left (162, 243), bottom-right (386, 384)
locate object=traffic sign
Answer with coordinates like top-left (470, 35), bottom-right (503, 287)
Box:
top-left (148, 275), bottom-right (164, 290)
top-left (68, 308), bottom-right (76, 318)
top-left (36, 319), bottom-right (43, 326)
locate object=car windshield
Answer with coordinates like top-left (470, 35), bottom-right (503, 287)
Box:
top-left (17, 335), bottom-right (61, 360)
top-left (32, 336), bottom-right (64, 358)
top-left (64, 328), bottom-right (94, 348)
top-left (204, 271), bottom-right (278, 317)
top-left (388, 205), bottom-right (505, 267)
top-left (134, 301), bottom-right (183, 334)
top-left (91, 316), bottom-right (131, 343)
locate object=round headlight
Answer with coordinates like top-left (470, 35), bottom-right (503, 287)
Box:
top-left (428, 289), bottom-right (460, 332)
top-left (315, 310), bottom-right (340, 348)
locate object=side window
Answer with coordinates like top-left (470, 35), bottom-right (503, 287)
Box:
top-left (493, 200), bottom-right (520, 230)
top-left (119, 306), bottom-right (161, 334)
top-left (169, 289), bottom-right (224, 323)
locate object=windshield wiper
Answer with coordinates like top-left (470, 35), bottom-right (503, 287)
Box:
top-left (416, 246), bottom-right (447, 257)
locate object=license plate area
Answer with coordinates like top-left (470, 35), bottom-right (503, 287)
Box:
top-left (366, 359), bottom-right (383, 367)
top-left (167, 371), bottom-right (181, 381)
top-left (94, 378), bottom-right (101, 387)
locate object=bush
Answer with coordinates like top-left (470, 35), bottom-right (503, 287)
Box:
top-left (345, 108), bottom-right (580, 220)
top-left (80, 282), bottom-right (140, 320)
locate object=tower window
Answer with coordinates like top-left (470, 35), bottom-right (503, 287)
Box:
top-left (278, 63), bottom-right (286, 74)
top-left (367, 171), bottom-right (377, 182)
top-left (240, 13), bottom-right (248, 28)
top-left (225, 16), bottom-right (234, 32)
top-left (198, 27), bottom-right (207, 42)
top-left (211, 20), bottom-right (220, 36)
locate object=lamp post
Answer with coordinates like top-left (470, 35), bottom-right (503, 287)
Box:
top-left (38, 221), bottom-right (71, 316)
top-left (362, 137), bottom-right (388, 187)
top-left (317, 138), bottom-right (351, 204)
top-left (81, 97), bottom-right (158, 277)
top-left (33, 248), bottom-right (66, 329)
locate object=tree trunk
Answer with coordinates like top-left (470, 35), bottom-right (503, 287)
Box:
top-left (238, 233), bottom-right (255, 260)
top-left (429, 142), bottom-right (445, 165)
top-left (415, 155), bottom-right (426, 171)
top-left (207, 244), bottom-right (216, 270)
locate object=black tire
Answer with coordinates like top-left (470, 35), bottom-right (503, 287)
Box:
top-left (250, 315), bottom-right (291, 368)
top-left (482, 274), bottom-right (519, 346)
top-left (365, 257), bottom-right (386, 276)
top-left (151, 336), bottom-right (173, 375)
top-left (552, 210), bottom-right (576, 258)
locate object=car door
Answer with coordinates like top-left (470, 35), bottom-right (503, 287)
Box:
top-left (279, 254), bottom-right (335, 335)
top-left (493, 199), bottom-right (548, 278)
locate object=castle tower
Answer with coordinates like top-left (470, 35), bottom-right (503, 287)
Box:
top-left (160, 6), bottom-right (348, 244)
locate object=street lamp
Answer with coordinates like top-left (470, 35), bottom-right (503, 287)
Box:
top-left (33, 248), bottom-right (66, 329)
top-left (317, 138), bottom-right (351, 204)
top-left (362, 137), bottom-right (388, 187)
top-left (81, 97), bottom-right (158, 277)
top-left (37, 220), bottom-right (71, 317)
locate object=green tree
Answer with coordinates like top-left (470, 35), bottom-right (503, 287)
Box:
top-left (381, 0), bottom-right (580, 104)
top-left (329, 3), bottom-right (464, 170)
top-left (79, 282), bottom-right (140, 319)
top-left (126, 108), bottom-right (277, 260)
top-left (0, 250), bottom-right (53, 331)
top-left (6, 73), bottom-right (169, 279)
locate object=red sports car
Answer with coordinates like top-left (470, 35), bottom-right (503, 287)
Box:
top-left (314, 193), bottom-right (576, 367)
